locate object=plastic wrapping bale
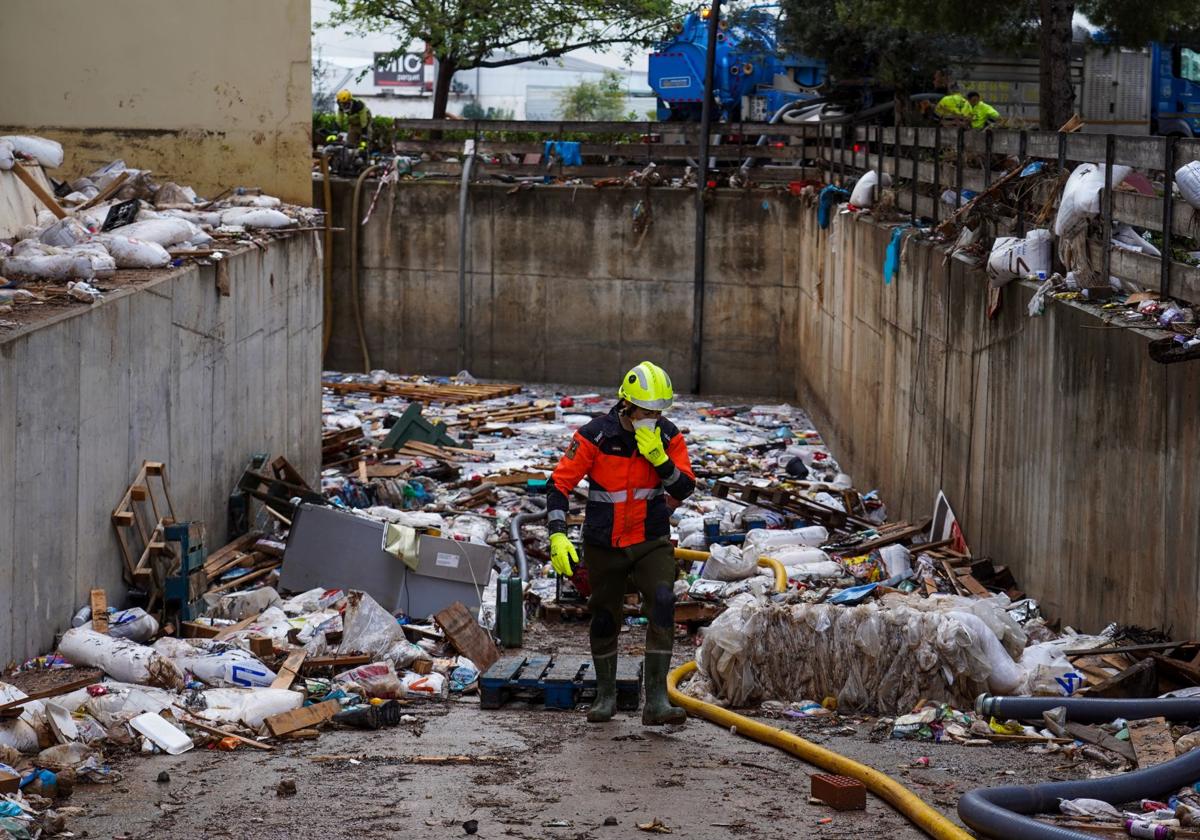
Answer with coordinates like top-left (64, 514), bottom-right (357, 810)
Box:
top-left (701, 544), bottom-right (759, 581)
top-left (0, 135), bottom-right (64, 169)
top-left (218, 207), bottom-right (296, 229)
top-left (740, 527), bottom-right (828, 566)
top-left (229, 194), bottom-right (282, 209)
top-left (335, 661), bottom-right (404, 699)
top-left (1054, 163), bottom-right (1133, 236)
top-left (0, 140), bottom-right (13, 171)
top-left (882, 592), bottom-right (1027, 660)
top-left (152, 638), bottom-right (277, 688)
top-left (58, 628), bottom-right (184, 689)
top-left (1176, 160), bottom-right (1200, 209)
top-left (97, 234), bottom-right (171, 269)
top-left (2, 241), bottom-right (112, 281)
top-left (115, 218), bottom-right (199, 248)
top-left (192, 688), bottom-right (303, 730)
top-left (849, 171), bottom-right (892, 208)
top-left (696, 594), bottom-right (762, 707)
top-left (338, 590), bottom-right (428, 669)
top-left (987, 229), bottom-right (1052, 288)
top-left (1017, 633), bottom-right (1108, 695)
top-left (0, 684), bottom-right (47, 754)
top-left (204, 586), bottom-right (282, 621)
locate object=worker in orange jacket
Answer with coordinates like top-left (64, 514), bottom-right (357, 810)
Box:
top-left (547, 361), bottom-right (696, 726)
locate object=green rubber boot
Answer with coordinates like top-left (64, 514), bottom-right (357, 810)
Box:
top-left (587, 655), bottom-right (618, 723)
top-left (641, 652), bottom-right (686, 727)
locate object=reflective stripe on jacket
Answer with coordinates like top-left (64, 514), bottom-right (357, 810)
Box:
top-left (547, 405), bottom-right (696, 548)
top-left (336, 99), bottom-right (371, 130)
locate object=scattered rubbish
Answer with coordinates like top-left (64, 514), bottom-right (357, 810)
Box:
top-left (637, 818), bottom-right (672, 833)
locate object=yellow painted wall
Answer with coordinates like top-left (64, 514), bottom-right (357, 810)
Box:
top-left (0, 0), bottom-right (312, 204)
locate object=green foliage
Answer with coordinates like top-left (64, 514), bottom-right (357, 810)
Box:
top-left (557, 70), bottom-right (633, 121)
top-left (1076, 0), bottom-right (1200, 46)
top-left (460, 101), bottom-right (516, 120)
top-left (313, 112), bottom-right (340, 142)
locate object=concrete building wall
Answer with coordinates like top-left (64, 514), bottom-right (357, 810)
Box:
top-left (0, 0), bottom-right (311, 204)
top-left (319, 180), bottom-right (800, 398)
top-left (0, 234), bottom-right (323, 663)
top-left (793, 210), bottom-right (1200, 636)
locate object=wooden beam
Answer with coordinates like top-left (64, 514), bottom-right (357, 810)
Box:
top-left (10, 164), bottom-right (66, 219)
top-left (271, 650), bottom-right (306, 690)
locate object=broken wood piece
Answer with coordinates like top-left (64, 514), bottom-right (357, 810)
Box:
top-left (212, 613), bottom-right (263, 641)
top-left (11, 164), bottom-right (66, 219)
top-left (1088, 657), bottom-right (1157, 699)
top-left (264, 699), bottom-right (341, 737)
top-left (0, 674), bottom-right (100, 717)
top-left (248, 636), bottom-right (274, 658)
top-left (1128, 717), bottom-right (1175, 768)
top-left (77, 170), bottom-right (131, 211)
top-left (90, 589), bottom-right (109, 633)
top-left (300, 654), bottom-right (372, 672)
top-left (172, 709), bottom-right (274, 751)
top-left (435, 601), bottom-right (500, 672)
top-left (271, 650), bottom-right (307, 690)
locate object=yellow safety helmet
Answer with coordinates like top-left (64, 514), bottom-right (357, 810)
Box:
top-left (618, 361), bottom-right (674, 411)
top-left (336, 89), bottom-right (353, 104)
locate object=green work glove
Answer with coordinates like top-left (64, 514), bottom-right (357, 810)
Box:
top-left (549, 532), bottom-right (578, 577)
top-left (635, 426), bottom-right (669, 467)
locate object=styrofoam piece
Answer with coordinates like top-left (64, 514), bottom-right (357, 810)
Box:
top-left (129, 712), bottom-right (193, 755)
top-left (44, 702), bottom-right (79, 744)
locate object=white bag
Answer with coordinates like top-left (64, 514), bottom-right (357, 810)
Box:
top-left (1111, 222), bottom-right (1161, 257)
top-left (1176, 160), bottom-right (1200, 210)
top-left (0, 135), bottom-right (65, 169)
top-left (116, 218), bottom-right (199, 247)
top-left (98, 234), bottom-right (171, 269)
top-left (987, 229), bottom-right (1052, 287)
top-left (850, 171), bottom-right (892, 208)
top-left (104, 608), bottom-right (159, 642)
top-left (1054, 163), bottom-right (1132, 236)
top-left (229, 194), bottom-right (282, 208)
top-left (59, 628), bottom-right (184, 689)
top-left (0, 140), bottom-right (13, 171)
top-left (400, 671), bottom-right (448, 699)
top-left (38, 218), bottom-right (91, 248)
top-left (152, 637), bottom-right (277, 688)
top-left (219, 207), bottom-right (296, 229)
top-left (701, 544), bottom-right (758, 582)
top-left (194, 688), bottom-right (303, 729)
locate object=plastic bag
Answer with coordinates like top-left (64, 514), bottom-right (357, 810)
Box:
top-left (98, 234), bottom-right (171, 269)
top-left (1177, 160), bottom-right (1200, 210)
top-left (877, 544), bottom-right (912, 579)
top-left (946, 612), bottom-right (1023, 694)
top-left (1111, 222), bottom-right (1161, 257)
top-left (59, 628), bottom-right (183, 689)
top-left (152, 638), bottom-right (277, 688)
top-left (1054, 163), bottom-right (1132, 236)
top-left (0, 135), bottom-right (64, 169)
top-left (218, 208), bottom-right (296, 229)
top-left (701, 544), bottom-right (758, 581)
top-left (193, 688), bottom-right (302, 729)
top-left (849, 171), bottom-right (892, 208)
top-left (116, 218), bottom-right (199, 247)
top-left (104, 608), bottom-right (159, 642)
top-left (338, 591), bottom-right (427, 669)
top-left (335, 661), bottom-right (404, 699)
top-left (1059, 798), bottom-right (1122, 820)
top-left (697, 595), bottom-right (761, 706)
top-left (204, 586), bottom-right (282, 621)
top-left (400, 671), bottom-right (448, 700)
top-left (229, 194), bottom-right (282, 208)
top-left (39, 217), bottom-right (91, 248)
top-left (987, 229), bottom-right (1052, 287)
top-left (0, 684), bottom-right (46, 754)
top-left (741, 527), bottom-right (828, 568)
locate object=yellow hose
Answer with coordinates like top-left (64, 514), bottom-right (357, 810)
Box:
top-left (673, 547), bottom-right (709, 564)
top-left (673, 549), bottom-right (788, 595)
top-left (668, 662), bottom-right (971, 840)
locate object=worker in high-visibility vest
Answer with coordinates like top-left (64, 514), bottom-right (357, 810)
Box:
top-left (547, 361), bottom-right (696, 726)
top-left (335, 89), bottom-right (372, 148)
top-left (967, 91), bottom-right (1001, 129)
top-left (935, 91), bottom-right (973, 126)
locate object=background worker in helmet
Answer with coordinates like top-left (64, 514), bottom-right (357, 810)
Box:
top-left (934, 89), bottom-right (973, 127)
top-left (335, 90), bottom-right (372, 148)
top-left (966, 91), bottom-right (1000, 129)
top-left (547, 362), bottom-right (696, 726)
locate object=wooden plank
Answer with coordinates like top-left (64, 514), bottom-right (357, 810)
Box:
top-left (211, 613), bottom-right (262, 641)
top-left (1128, 717), bottom-right (1175, 768)
top-left (89, 589), bottom-right (108, 633)
top-left (173, 709), bottom-right (274, 751)
top-left (77, 170), bottom-right (130, 211)
top-left (1066, 641), bottom-right (1192, 657)
top-left (271, 650), bottom-right (307, 690)
top-left (0, 674), bottom-right (100, 715)
top-left (435, 601), bottom-right (500, 671)
top-left (10, 164), bottom-right (66, 218)
top-left (300, 654), bottom-right (372, 672)
top-left (264, 699), bottom-right (340, 737)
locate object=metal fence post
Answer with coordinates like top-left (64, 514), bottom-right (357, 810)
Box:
top-left (1017, 130), bottom-right (1028, 235)
top-left (1057, 131), bottom-right (1067, 172)
top-left (839, 124), bottom-right (847, 186)
top-left (910, 128), bottom-right (919, 220)
top-left (875, 120), bottom-right (884, 204)
top-left (983, 130), bottom-right (993, 190)
top-left (1101, 134), bottom-right (1115, 285)
top-left (893, 126), bottom-right (901, 198)
top-left (1162, 135), bottom-right (1178, 297)
top-left (955, 128), bottom-right (965, 208)
top-left (932, 126), bottom-right (942, 225)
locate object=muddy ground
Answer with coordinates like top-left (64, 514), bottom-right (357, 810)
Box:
top-left (61, 621), bottom-right (1087, 840)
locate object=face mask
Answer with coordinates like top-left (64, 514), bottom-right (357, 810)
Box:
top-left (632, 417), bottom-right (657, 431)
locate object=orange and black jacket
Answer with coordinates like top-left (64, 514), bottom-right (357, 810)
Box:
top-left (548, 405), bottom-right (696, 548)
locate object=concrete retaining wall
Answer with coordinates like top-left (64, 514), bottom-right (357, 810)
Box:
top-left (794, 209), bottom-right (1200, 636)
top-left (0, 233), bottom-right (323, 663)
top-left (319, 179), bottom-right (801, 398)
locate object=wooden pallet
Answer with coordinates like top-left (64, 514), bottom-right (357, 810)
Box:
top-left (395, 440), bottom-right (495, 463)
top-left (451, 404), bottom-right (557, 428)
top-left (111, 460), bottom-right (177, 592)
top-left (710, 479), bottom-right (873, 531)
top-left (480, 654), bottom-right (641, 711)
top-left (324, 379), bottom-right (522, 406)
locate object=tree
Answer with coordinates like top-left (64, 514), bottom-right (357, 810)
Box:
top-left (557, 70), bottom-right (631, 121)
top-left (460, 101), bottom-right (516, 120)
top-left (323, 0), bottom-right (682, 121)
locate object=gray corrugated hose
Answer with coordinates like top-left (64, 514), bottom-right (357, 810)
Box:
top-left (509, 498), bottom-right (547, 582)
top-left (977, 693), bottom-right (1200, 724)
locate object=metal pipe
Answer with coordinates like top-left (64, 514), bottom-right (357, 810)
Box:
top-left (690, 0), bottom-right (721, 395)
top-left (509, 498), bottom-right (547, 582)
top-left (457, 146), bottom-right (476, 373)
top-left (976, 693), bottom-right (1200, 724)
top-left (1162, 134), bottom-right (1178, 297)
top-left (319, 154), bottom-right (335, 361)
top-left (350, 164), bottom-right (382, 372)
top-left (1101, 133), bottom-right (1115, 285)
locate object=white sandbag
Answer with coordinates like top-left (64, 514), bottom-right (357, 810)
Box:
top-left (3, 251), bottom-right (95, 281)
top-left (152, 637), bottom-right (276, 688)
top-left (1054, 163), bottom-right (1132, 236)
top-left (103, 608), bottom-right (159, 642)
top-left (98, 234), bottom-right (171, 269)
top-left (58, 627), bottom-right (184, 689)
top-left (849, 171), bottom-right (892, 208)
top-left (0, 683), bottom-right (47, 754)
top-left (701, 544), bottom-right (758, 582)
top-left (204, 586), bottom-right (282, 621)
top-left (38, 217), bottom-right (92, 248)
top-left (0, 140), bottom-right (13, 171)
top-left (80, 684), bottom-right (175, 728)
top-left (761, 545), bottom-right (829, 568)
top-left (219, 207), bottom-right (296, 229)
top-left (229, 194), bottom-right (282, 208)
top-left (0, 135), bottom-right (64, 169)
top-left (338, 591), bottom-right (428, 668)
top-left (1176, 160), bottom-right (1200, 210)
top-left (195, 688), bottom-right (303, 729)
top-left (115, 217), bottom-right (199, 247)
top-left (743, 526), bottom-right (828, 550)
top-left (987, 229), bottom-right (1052, 287)
top-left (777, 559), bottom-right (843, 580)
top-left (400, 671), bottom-right (448, 700)
top-left (220, 606), bottom-right (294, 643)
